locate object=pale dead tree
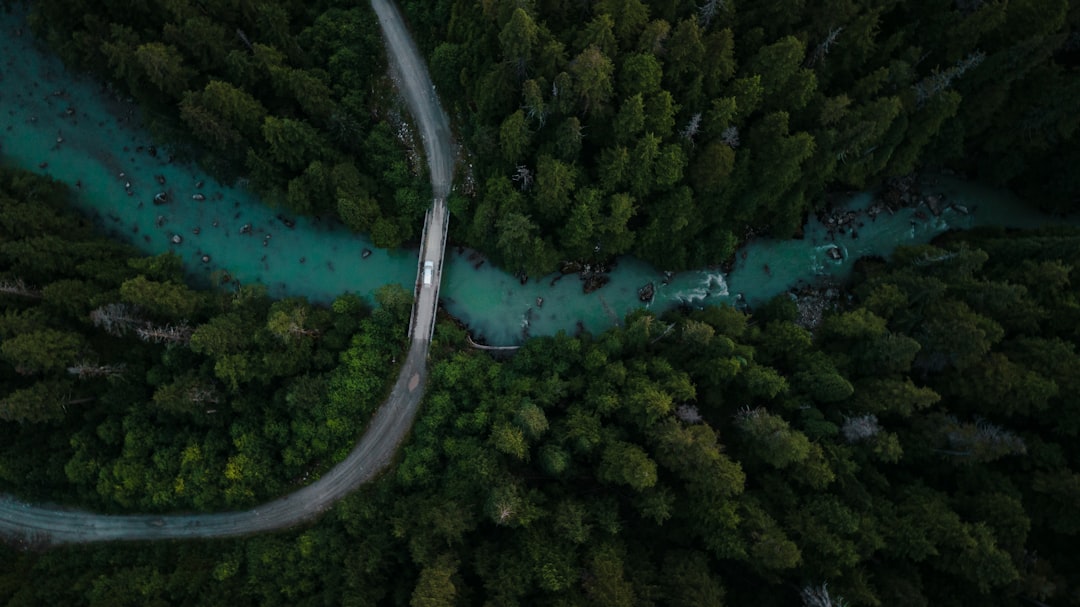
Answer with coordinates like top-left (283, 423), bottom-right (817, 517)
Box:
top-left (287, 325), bottom-right (321, 340)
top-left (90, 303), bottom-right (144, 336)
top-left (941, 416), bottom-right (1026, 462)
top-left (721, 125), bottom-right (740, 149)
top-left (675, 404), bottom-right (703, 424)
top-left (801, 583), bottom-right (848, 607)
top-left (67, 362), bottom-right (126, 379)
top-left (187, 383), bottom-right (221, 405)
top-left (512, 165), bottom-right (533, 190)
top-left (699, 0), bottom-right (727, 29)
top-left (680, 112), bottom-right (702, 143)
top-left (524, 102), bottom-right (547, 128)
top-left (0, 278), bottom-right (42, 299)
top-left (650, 322), bottom-right (677, 344)
top-left (734, 405), bottom-right (765, 424)
top-left (913, 51), bottom-right (986, 107)
top-left (841, 413), bottom-right (880, 443)
top-left (136, 323), bottom-right (194, 345)
top-left (235, 28), bottom-right (254, 52)
top-left (497, 503), bottom-right (514, 524)
top-left (806, 27), bottom-right (843, 68)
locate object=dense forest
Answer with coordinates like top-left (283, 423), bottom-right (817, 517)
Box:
top-left (397, 0), bottom-right (1080, 273)
top-left (21, 0), bottom-right (1080, 275)
top-left (2, 167), bottom-right (1080, 604)
top-left (3, 0), bottom-right (1080, 605)
top-left (0, 168), bottom-right (409, 511)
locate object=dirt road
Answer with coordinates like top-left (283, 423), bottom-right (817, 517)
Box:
top-left (0, 0), bottom-right (454, 546)
top-left (371, 0), bottom-right (454, 198)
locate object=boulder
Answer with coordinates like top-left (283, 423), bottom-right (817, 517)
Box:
top-left (638, 282), bottom-right (655, 303)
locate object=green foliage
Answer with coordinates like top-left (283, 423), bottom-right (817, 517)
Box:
top-left (598, 441), bottom-right (658, 491)
top-left (4, 220), bottom-right (1080, 607)
top-left (0, 170), bottom-right (398, 510)
top-left (119, 275), bottom-right (202, 320)
top-left (735, 407), bottom-right (811, 469)
top-left (3, 0), bottom-right (1080, 600)
top-left (0, 378), bottom-right (73, 423)
top-left (0, 328), bottom-right (84, 375)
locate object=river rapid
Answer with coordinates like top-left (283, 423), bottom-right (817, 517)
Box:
top-left (0, 8), bottom-right (1069, 346)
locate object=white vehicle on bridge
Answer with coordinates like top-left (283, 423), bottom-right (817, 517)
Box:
top-left (422, 261), bottom-right (434, 286)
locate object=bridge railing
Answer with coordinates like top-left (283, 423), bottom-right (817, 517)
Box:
top-left (407, 203), bottom-right (433, 339)
top-left (427, 198), bottom-right (450, 342)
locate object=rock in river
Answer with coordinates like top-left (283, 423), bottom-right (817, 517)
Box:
top-left (583, 274), bottom-right (610, 294)
top-left (638, 282), bottom-right (655, 303)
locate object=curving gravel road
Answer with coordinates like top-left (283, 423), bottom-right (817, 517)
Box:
top-left (0, 0), bottom-right (454, 546)
top-left (371, 0), bottom-right (455, 198)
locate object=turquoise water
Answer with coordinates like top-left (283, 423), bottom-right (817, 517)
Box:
top-left (0, 9), bottom-right (418, 301)
top-left (445, 179), bottom-right (1060, 344)
top-left (1, 9), bottom-right (1072, 345)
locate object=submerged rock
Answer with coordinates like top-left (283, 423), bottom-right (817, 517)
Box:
top-left (583, 274), bottom-right (610, 294)
top-left (171, 234), bottom-right (182, 245)
top-left (361, 248), bottom-right (372, 259)
top-left (192, 193), bottom-right (206, 201)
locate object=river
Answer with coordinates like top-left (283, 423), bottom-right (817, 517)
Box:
top-left (0, 8), bottom-right (1069, 346)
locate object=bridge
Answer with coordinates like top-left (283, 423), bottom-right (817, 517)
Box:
top-left (408, 197), bottom-right (449, 343)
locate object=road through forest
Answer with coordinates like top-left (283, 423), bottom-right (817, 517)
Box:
top-left (0, 0), bottom-right (454, 546)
